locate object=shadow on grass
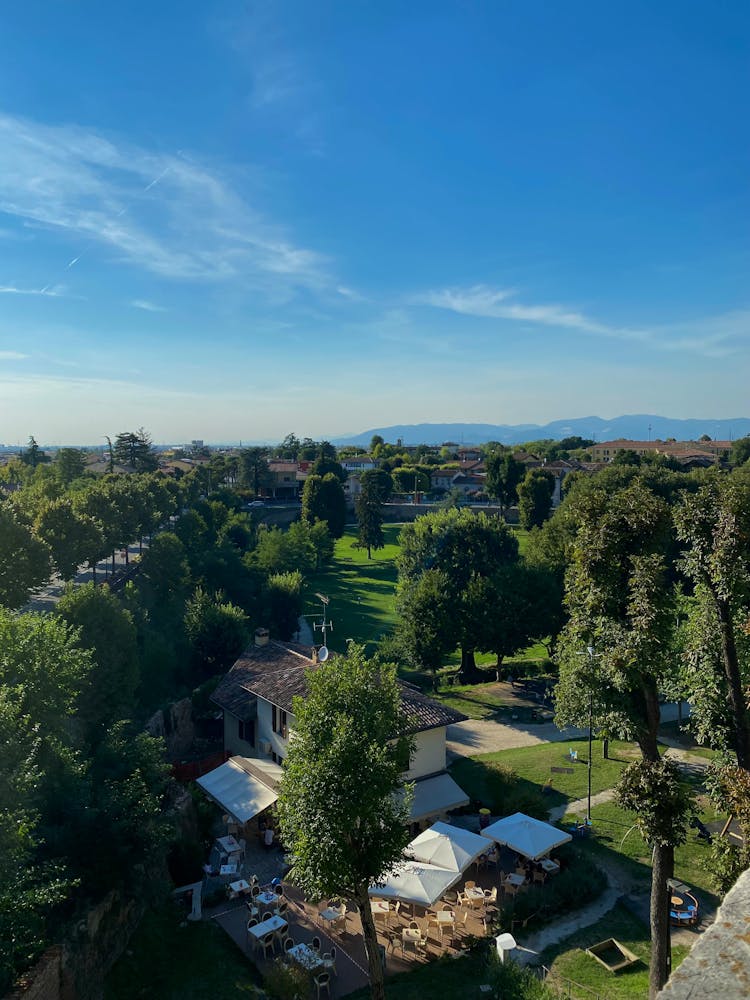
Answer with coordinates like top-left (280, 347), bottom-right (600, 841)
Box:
top-left (450, 756), bottom-right (567, 818)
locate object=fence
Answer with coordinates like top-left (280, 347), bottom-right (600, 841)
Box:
top-left (172, 749), bottom-right (230, 783)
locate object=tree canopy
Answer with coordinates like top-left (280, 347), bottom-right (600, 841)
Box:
top-left (277, 645), bottom-right (412, 1000)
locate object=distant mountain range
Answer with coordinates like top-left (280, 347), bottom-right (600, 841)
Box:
top-left (331, 415), bottom-right (750, 448)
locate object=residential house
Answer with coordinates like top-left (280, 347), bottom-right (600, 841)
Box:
top-left (267, 461), bottom-right (300, 499)
top-left (590, 439), bottom-right (729, 464)
top-left (340, 455), bottom-right (378, 474)
top-left (199, 630), bottom-right (470, 830)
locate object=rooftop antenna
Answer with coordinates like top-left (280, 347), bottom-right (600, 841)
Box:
top-left (313, 592), bottom-right (333, 660)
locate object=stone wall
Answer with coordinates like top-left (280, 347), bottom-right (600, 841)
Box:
top-left (5, 947), bottom-right (62, 1000)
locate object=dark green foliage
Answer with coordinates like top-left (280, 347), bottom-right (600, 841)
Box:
top-left (0, 504), bottom-right (51, 608)
top-left (730, 435), bottom-right (750, 467)
top-left (56, 583), bottom-right (139, 737)
top-left (184, 588), bottom-right (249, 682)
top-left (55, 447), bottom-right (87, 484)
top-left (485, 451), bottom-right (524, 510)
top-left (265, 571), bottom-right (304, 640)
top-left (238, 446), bottom-right (271, 494)
top-left (302, 473), bottom-right (346, 538)
top-left (34, 500), bottom-right (103, 581)
top-left (112, 428), bottom-right (158, 472)
top-left (138, 533), bottom-right (191, 609)
top-left (355, 475), bottom-right (386, 558)
top-left (518, 469), bottom-right (555, 529)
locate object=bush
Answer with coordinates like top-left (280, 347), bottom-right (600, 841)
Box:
top-left (501, 846), bottom-right (607, 931)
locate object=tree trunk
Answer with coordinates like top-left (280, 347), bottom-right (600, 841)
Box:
top-left (716, 596), bottom-right (750, 769)
top-left (367, 545), bottom-right (372, 559)
top-left (355, 888), bottom-right (385, 1000)
top-left (649, 843), bottom-right (674, 998)
top-left (459, 647), bottom-right (484, 684)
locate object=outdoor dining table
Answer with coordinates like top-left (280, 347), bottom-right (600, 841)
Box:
top-left (230, 879), bottom-right (251, 894)
top-left (320, 906), bottom-right (342, 924)
top-left (256, 891), bottom-right (278, 908)
top-left (247, 914), bottom-right (287, 942)
top-left (217, 835), bottom-right (241, 855)
top-left (371, 900), bottom-right (392, 917)
top-left (287, 943), bottom-right (324, 970)
top-left (539, 859), bottom-right (560, 874)
top-left (219, 864), bottom-right (238, 876)
top-left (436, 910), bottom-right (455, 925)
top-left (464, 886), bottom-right (485, 906)
top-left (401, 927), bottom-right (422, 954)
top-left (504, 873), bottom-right (526, 888)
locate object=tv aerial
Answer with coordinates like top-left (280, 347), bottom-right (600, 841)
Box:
top-left (313, 592), bottom-right (333, 660)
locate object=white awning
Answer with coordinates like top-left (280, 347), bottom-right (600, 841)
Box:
top-left (409, 773), bottom-right (470, 823)
top-left (407, 821), bottom-right (489, 873)
top-left (196, 756), bottom-right (278, 824)
top-left (480, 812), bottom-right (572, 860)
top-left (369, 860), bottom-right (461, 908)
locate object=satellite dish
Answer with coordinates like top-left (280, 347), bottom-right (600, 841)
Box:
top-left (318, 645), bottom-right (329, 662)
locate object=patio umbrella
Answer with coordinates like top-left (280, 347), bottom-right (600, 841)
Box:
top-left (480, 812), bottom-right (572, 861)
top-left (407, 821), bottom-right (490, 873)
top-left (368, 860), bottom-right (461, 909)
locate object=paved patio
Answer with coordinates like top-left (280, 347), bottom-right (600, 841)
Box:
top-left (210, 856), bottom-right (540, 996)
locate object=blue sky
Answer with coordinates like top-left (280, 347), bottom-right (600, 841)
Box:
top-left (0, 1), bottom-right (748, 444)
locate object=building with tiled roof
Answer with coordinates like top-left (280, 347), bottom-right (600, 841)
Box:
top-left (208, 631), bottom-right (470, 829)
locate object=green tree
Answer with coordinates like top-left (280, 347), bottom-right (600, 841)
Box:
top-left (517, 469), bottom-right (555, 529)
top-left (673, 478), bottom-right (750, 768)
top-left (55, 447), bottom-right (87, 485)
top-left (56, 584), bottom-right (139, 738)
top-left (555, 482), bottom-right (678, 997)
top-left (34, 500), bottom-right (103, 581)
top-left (112, 428), bottom-right (158, 472)
top-left (611, 448), bottom-right (642, 466)
top-left (265, 571), bottom-right (304, 640)
top-left (396, 569), bottom-right (454, 683)
top-left (238, 447), bottom-right (271, 495)
top-left (138, 533), bottom-right (191, 611)
top-left (615, 758), bottom-right (695, 996)
top-left (485, 451), bottom-right (524, 514)
top-left (0, 505), bottom-right (51, 608)
top-left (276, 646), bottom-right (412, 1000)
top-left (355, 472), bottom-right (388, 559)
top-left (20, 436), bottom-right (50, 469)
top-left (184, 588), bottom-right (249, 681)
top-left (302, 473), bottom-right (346, 538)
top-left (729, 436), bottom-right (750, 467)
top-left (398, 508), bottom-right (519, 681)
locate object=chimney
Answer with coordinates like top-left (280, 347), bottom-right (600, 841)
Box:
top-left (254, 627), bottom-right (270, 647)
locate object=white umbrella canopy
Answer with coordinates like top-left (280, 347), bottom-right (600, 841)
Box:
top-left (368, 860), bottom-right (461, 908)
top-left (480, 812), bottom-right (572, 861)
top-left (407, 821), bottom-right (490, 873)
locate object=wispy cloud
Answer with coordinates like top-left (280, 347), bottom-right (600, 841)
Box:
top-left (130, 299), bottom-right (167, 313)
top-left (0, 283), bottom-right (71, 298)
top-left (0, 111), bottom-right (330, 296)
top-left (417, 284), bottom-right (749, 358)
top-left (0, 351), bottom-right (29, 360)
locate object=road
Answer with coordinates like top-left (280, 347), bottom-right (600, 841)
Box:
top-left (446, 701), bottom-right (689, 758)
top-left (24, 540), bottom-right (148, 613)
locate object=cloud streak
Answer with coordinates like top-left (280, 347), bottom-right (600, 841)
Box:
top-left (417, 285), bottom-right (748, 358)
top-left (0, 111), bottom-right (330, 296)
top-left (130, 299), bottom-right (167, 313)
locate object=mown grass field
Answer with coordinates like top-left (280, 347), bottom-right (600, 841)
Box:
top-left (542, 903), bottom-right (690, 1000)
top-left (304, 524), bottom-right (402, 652)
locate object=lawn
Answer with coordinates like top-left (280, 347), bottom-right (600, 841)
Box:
top-left (450, 738), bottom-right (638, 819)
top-left (105, 904), bottom-right (261, 999)
top-left (566, 796), bottom-right (721, 904)
top-left (658, 720), bottom-right (721, 761)
top-left (349, 949), bottom-right (554, 1000)
top-left (541, 902), bottom-right (690, 1000)
top-left (304, 524), bottom-right (402, 652)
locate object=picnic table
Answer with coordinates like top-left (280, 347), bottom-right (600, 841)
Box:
top-left (288, 942), bottom-right (324, 970)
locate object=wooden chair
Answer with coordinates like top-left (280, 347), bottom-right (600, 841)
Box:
top-left (311, 935), bottom-right (322, 953)
top-left (261, 911), bottom-right (274, 922)
top-left (283, 936), bottom-right (295, 953)
top-left (427, 916), bottom-right (442, 943)
top-left (277, 900), bottom-right (289, 918)
top-left (484, 886), bottom-right (498, 904)
top-left (533, 870), bottom-right (546, 886)
top-left (464, 880), bottom-right (476, 891)
top-left (408, 920), bottom-right (420, 931)
top-left (503, 883), bottom-right (518, 899)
